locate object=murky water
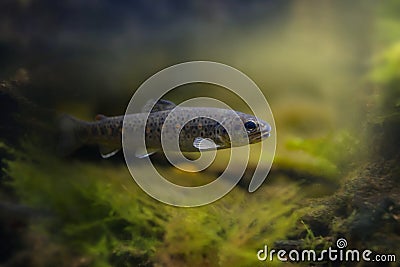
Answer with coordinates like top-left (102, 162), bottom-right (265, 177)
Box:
top-left (1, 1), bottom-right (399, 266)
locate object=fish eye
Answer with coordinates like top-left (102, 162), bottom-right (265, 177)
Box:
top-left (244, 120), bottom-right (258, 132)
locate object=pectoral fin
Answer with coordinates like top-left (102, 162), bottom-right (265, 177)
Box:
top-left (99, 144), bottom-right (120, 158)
top-left (193, 137), bottom-right (220, 151)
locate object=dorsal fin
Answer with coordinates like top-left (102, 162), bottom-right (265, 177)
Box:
top-left (142, 99), bottom-right (177, 113)
top-left (95, 114), bottom-right (108, 121)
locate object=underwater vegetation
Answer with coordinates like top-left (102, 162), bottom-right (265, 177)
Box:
top-left (295, 40), bottom-right (400, 265)
top-left (0, 77), bottom-right (352, 266)
top-left (1, 127), bottom-right (303, 267)
top-left (2, 43), bottom-right (399, 265)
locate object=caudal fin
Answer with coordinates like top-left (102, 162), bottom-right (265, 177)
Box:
top-left (57, 114), bottom-right (86, 156)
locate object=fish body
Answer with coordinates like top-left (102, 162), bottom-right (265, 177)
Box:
top-left (59, 100), bottom-right (271, 158)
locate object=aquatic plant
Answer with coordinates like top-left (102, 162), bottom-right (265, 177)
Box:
top-left (1, 141), bottom-right (306, 266)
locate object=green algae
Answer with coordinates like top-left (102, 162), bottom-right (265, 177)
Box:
top-left (4, 145), bottom-right (164, 266)
top-left (2, 143), bottom-right (306, 266)
top-left (157, 183), bottom-right (303, 267)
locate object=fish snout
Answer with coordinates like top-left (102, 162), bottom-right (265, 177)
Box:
top-left (260, 121), bottom-right (271, 139)
top-left (248, 119), bottom-right (271, 144)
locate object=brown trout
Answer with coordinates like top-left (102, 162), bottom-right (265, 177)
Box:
top-left (59, 99), bottom-right (271, 158)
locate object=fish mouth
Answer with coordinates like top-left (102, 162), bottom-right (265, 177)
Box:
top-left (248, 122), bottom-right (271, 144)
top-left (260, 131), bottom-right (270, 139)
top-left (248, 130), bottom-right (270, 144)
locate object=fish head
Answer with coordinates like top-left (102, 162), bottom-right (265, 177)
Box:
top-left (214, 111), bottom-right (271, 148)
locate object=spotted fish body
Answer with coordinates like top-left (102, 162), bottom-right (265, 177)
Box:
top-left (59, 100), bottom-right (271, 158)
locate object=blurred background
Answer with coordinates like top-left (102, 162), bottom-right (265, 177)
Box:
top-left (1, 0), bottom-right (399, 266)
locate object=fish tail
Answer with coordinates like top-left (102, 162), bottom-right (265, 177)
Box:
top-left (57, 114), bottom-right (88, 156)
